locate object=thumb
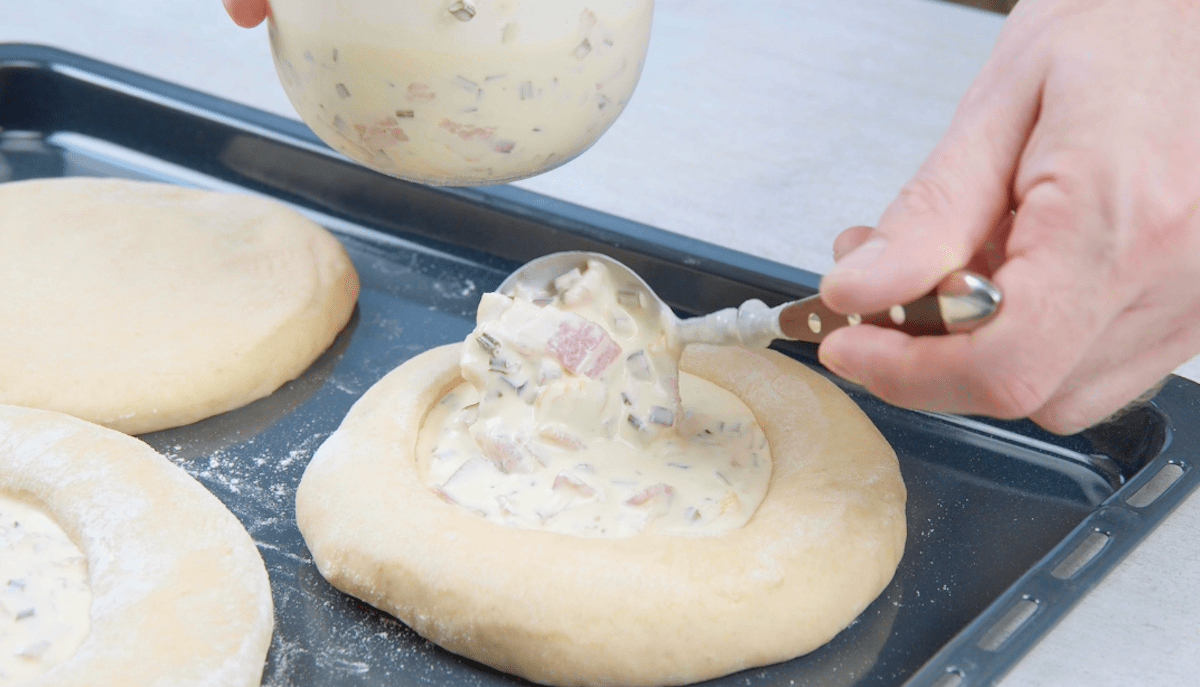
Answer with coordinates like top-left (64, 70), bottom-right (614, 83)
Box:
top-left (224, 0), bottom-right (270, 28)
top-left (831, 224), bottom-right (874, 262)
top-left (820, 38), bottom-right (1043, 315)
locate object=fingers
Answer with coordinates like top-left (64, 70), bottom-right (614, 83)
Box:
top-left (223, 0), bottom-right (269, 28)
top-left (819, 0), bottom-right (1200, 434)
top-left (1028, 291), bottom-right (1200, 433)
top-left (831, 225), bottom-right (873, 263)
top-left (821, 35), bottom-right (1045, 316)
top-left (820, 183), bottom-right (1121, 428)
top-left (818, 326), bottom-right (987, 413)
top-left (817, 314), bottom-right (1171, 437)
top-left (832, 214), bottom-right (1012, 279)
top-left (1030, 365), bottom-right (1168, 435)
top-left (817, 11), bottom-right (1070, 426)
top-left (816, 283), bottom-right (1075, 422)
top-left (1030, 343), bottom-right (1174, 435)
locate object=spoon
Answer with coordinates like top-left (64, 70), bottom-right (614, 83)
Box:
top-left (497, 252), bottom-right (1001, 347)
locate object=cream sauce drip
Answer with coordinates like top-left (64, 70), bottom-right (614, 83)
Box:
top-left (0, 494), bottom-right (91, 684)
top-left (416, 259), bottom-right (772, 537)
top-left (268, 0), bottom-right (652, 184)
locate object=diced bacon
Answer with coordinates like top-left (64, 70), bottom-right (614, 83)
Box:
top-left (432, 471), bottom-right (489, 517)
top-left (546, 319), bottom-right (621, 378)
top-left (355, 116), bottom-right (409, 150)
top-left (583, 338), bottom-right (621, 378)
top-left (407, 83), bottom-right (436, 102)
top-left (442, 456), bottom-right (495, 490)
top-left (15, 640), bottom-right (50, 660)
top-left (439, 118), bottom-right (496, 141)
top-left (476, 432), bottom-right (530, 473)
top-left (552, 471), bottom-right (595, 496)
top-left (626, 482), bottom-right (674, 506)
top-left (546, 320), bottom-right (600, 372)
top-left (537, 424), bottom-right (584, 450)
top-left (578, 8), bottom-right (598, 34)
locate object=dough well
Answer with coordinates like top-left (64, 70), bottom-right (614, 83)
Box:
top-left (0, 404), bottom-right (274, 687)
top-left (296, 343), bottom-right (906, 686)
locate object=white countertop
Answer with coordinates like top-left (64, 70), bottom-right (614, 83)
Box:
top-left (5, 1), bottom-right (1198, 685)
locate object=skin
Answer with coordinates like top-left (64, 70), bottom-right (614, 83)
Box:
top-left (223, 0), bottom-right (1200, 434)
top-left (819, 0), bottom-right (1200, 434)
top-left (223, 0), bottom-right (268, 28)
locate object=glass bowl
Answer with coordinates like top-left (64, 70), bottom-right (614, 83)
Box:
top-left (268, 0), bottom-right (654, 186)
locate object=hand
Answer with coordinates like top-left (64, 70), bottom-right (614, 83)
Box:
top-left (817, 0), bottom-right (1200, 434)
top-left (223, 0), bottom-right (269, 28)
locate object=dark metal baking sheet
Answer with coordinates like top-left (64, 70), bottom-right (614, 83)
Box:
top-left (3, 43), bottom-right (1199, 687)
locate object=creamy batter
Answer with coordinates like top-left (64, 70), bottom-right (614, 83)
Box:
top-left (416, 259), bottom-right (772, 537)
top-left (0, 494), bottom-right (90, 685)
top-left (268, 0), bottom-right (653, 185)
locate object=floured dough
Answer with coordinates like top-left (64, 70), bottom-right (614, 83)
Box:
top-left (296, 343), bottom-right (906, 686)
top-left (0, 176), bottom-right (358, 434)
top-left (0, 404), bottom-right (274, 687)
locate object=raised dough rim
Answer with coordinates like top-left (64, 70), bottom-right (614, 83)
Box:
top-left (298, 343), bottom-right (906, 686)
top-left (0, 404), bottom-right (275, 687)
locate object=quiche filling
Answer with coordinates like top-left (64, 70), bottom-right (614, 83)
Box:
top-left (417, 259), bottom-right (771, 537)
top-left (0, 493), bottom-right (90, 684)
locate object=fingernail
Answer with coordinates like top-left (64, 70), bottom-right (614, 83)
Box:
top-left (831, 237), bottom-right (887, 273)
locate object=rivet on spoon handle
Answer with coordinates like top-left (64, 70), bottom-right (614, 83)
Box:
top-left (779, 270), bottom-right (1001, 342)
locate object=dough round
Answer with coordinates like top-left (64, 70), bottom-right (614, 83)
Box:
top-left (296, 344), bottom-right (906, 686)
top-left (0, 177), bottom-right (359, 434)
top-left (0, 404), bottom-right (274, 686)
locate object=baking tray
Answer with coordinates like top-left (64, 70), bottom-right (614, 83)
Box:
top-left (3, 43), bottom-right (1199, 687)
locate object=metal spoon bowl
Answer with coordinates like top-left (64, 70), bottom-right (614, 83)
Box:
top-left (497, 251), bottom-right (674, 327)
top-left (497, 251), bottom-right (1001, 347)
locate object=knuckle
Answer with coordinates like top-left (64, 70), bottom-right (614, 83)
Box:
top-left (1029, 400), bottom-right (1102, 436)
top-left (974, 368), bottom-right (1053, 420)
top-left (894, 173), bottom-right (960, 218)
top-left (1139, 188), bottom-right (1200, 260)
top-left (1012, 182), bottom-right (1086, 253)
